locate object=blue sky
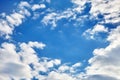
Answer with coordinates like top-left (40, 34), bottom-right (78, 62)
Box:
top-left (0, 0), bottom-right (120, 80)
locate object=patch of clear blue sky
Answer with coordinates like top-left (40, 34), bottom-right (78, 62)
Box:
top-left (48, 0), bottom-right (73, 11)
top-left (0, 0), bottom-right (20, 14)
top-left (12, 16), bottom-right (108, 65)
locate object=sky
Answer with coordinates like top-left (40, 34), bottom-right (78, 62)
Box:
top-left (0, 0), bottom-right (120, 80)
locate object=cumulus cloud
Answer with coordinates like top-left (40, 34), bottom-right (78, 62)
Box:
top-left (85, 75), bottom-right (118, 80)
top-left (0, 41), bottom-right (46, 79)
top-left (46, 71), bottom-right (76, 80)
top-left (0, 41), bottom-right (60, 80)
top-left (6, 13), bottom-right (24, 27)
top-left (90, 0), bottom-right (120, 24)
top-left (0, 42), bottom-right (32, 80)
top-left (41, 0), bottom-right (120, 29)
top-left (84, 26), bottom-right (120, 80)
top-left (41, 8), bottom-right (86, 28)
top-left (0, 1), bottom-right (83, 79)
top-left (0, 41), bottom-right (83, 80)
top-left (0, 1), bottom-right (31, 39)
top-left (41, 12), bottom-right (58, 27)
top-left (32, 4), bottom-right (46, 11)
top-left (0, 1), bottom-right (48, 39)
top-left (83, 24), bottom-right (108, 39)
top-left (44, 62), bottom-right (82, 80)
top-left (58, 62), bottom-right (81, 74)
top-left (0, 0), bottom-right (120, 80)
top-left (0, 20), bottom-right (13, 38)
top-left (41, 0), bottom-right (89, 28)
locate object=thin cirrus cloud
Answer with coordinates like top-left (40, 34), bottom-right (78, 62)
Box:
top-left (0, 0), bottom-right (120, 80)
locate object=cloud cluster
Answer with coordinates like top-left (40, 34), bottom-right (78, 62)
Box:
top-left (90, 0), bottom-right (120, 24)
top-left (0, 41), bottom-right (83, 80)
top-left (83, 0), bottom-right (120, 40)
top-left (0, 1), bottom-right (31, 39)
top-left (0, 42), bottom-right (31, 80)
top-left (0, 0), bottom-right (120, 80)
top-left (0, 1), bottom-right (47, 39)
top-left (41, 0), bottom-right (89, 28)
top-left (83, 24), bottom-right (108, 39)
top-left (41, 0), bottom-right (120, 38)
top-left (84, 26), bottom-right (120, 80)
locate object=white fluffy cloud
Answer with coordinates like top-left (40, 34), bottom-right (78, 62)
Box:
top-left (32, 4), bottom-right (46, 11)
top-left (83, 24), bottom-right (108, 39)
top-left (0, 41), bottom-right (46, 80)
top-left (0, 20), bottom-right (13, 38)
top-left (0, 1), bottom-right (31, 39)
top-left (58, 62), bottom-right (81, 73)
top-left (0, 0), bottom-right (120, 80)
top-left (6, 13), bottom-right (25, 27)
top-left (0, 41), bottom-right (59, 80)
top-left (0, 1), bottom-right (83, 80)
top-left (90, 0), bottom-right (120, 24)
top-left (44, 62), bottom-right (82, 80)
top-left (41, 0), bottom-right (89, 28)
top-left (46, 71), bottom-right (76, 80)
top-left (0, 42), bottom-right (32, 80)
top-left (0, 41), bottom-right (83, 80)
top-left (0, 1), bottom-right (48, 39)
top-left (41, 12), bottom-right (58, 27)
top-left (41, 0), bottom-right (120, 29)
top-left (84, 26), bottom-right (120, 80)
